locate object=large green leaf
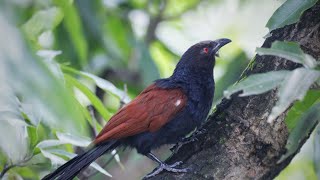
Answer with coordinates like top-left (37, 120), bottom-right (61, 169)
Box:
top-left (0, 94), bottom-right (28, 163)
top-left (0, 14), bottom-right (87, 134)
top-left (278, 102), bottom-right (320, 163)
top-left (268, 68), bottom-right (320, 123)
top-left (54, 0), bottom-right (88, 67)
top-left (224, 70), bottom-right (290, 99)
top-left (36, 140), bottom-right (66, 149)
top-left (22, 7), bottom-right (64, 42)
top-left (40, 149), bottom-right (66, 166)
top-left (314, 125), bottom-right (320, 179)
top-left (256, 41), bottom-right (318, 68)
top-left (64, 74), bottom-right (112, 121)
top-left (62, 65), bottom-right (131, 103)
top-left (266, 0), bottom-right (318, 31)
top-left (56, 132), bottom-right (91, 147)
top-left (27, 126), bottom-right (38, 151)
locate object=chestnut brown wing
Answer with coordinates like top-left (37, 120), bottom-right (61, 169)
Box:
top-left (94, 84), bottom-right (187, 144)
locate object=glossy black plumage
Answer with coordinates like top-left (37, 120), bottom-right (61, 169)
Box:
top-left (42, 38), bottom-right (231, 180)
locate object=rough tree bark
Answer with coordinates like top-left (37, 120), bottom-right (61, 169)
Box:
top-left (151, 2), bottom-right (320, 180)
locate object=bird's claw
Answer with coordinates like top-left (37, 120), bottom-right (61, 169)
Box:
top-left (168, 161), bottom-right (183, 168)
top-left (143, 161), bottom-right (188, 179)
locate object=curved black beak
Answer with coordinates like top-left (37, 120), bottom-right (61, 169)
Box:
top-left (210, 38), bottom-right (231, 57)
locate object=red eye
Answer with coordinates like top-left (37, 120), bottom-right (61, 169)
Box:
top-left (203, 47), bottom-right (209, 54)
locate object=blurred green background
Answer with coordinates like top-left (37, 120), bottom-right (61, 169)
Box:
top-left (0, 0), bottom-right (317, 179)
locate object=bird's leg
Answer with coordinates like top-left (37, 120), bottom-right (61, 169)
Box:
top-left (143, 152), bottom-right (188, 179)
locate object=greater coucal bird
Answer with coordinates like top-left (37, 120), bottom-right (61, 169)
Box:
top-left (43, 38), bottom-right (231, 180)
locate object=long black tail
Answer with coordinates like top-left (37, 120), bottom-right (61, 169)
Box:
top-left (42, 140), bottom-right (119, 180)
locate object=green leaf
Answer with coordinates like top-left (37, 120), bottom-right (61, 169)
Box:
top-left (40, 149), bottom-right (66, 166)
top-left (73, 96), bottom-right (103, 132)
top-left (64, 74), bottom-right (112, 121)
top-left (266, 0), bottom-right (318, 31)
top-left (54, 0), bottom-right (88, 67)
top-left (56, 132), bottom-right (91, 147)
top-left (61, 65), bottom-right (130, 103)
top-left (1, 15), bottom-right (87, 135)
top-left (285, 90), bottom-right (320, 132)
top-left (27, 126), bottom-right (38, 150)
top-left (314, 125), bottom-right (320, 178)
top-left (22, 7), bottom-right (64, 41)
top-left (111, 150), bottom-right (124, 170)
top-left (0, 87), bottom-right (29, 163)
top-left (223, 70), bottom-right (290, 99)
top-left (47, 149), bottom-right (112, 177)
top-left (268, 68), bottom-right (320, 123)
top-left (36, 140), bottom-right (66, 149)
top-left (256, 41), bottom-right (318, 68)
top-left (278, 102), bottom-right (320, 163)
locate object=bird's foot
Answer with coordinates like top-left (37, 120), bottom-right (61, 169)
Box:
top-left (143, 161), bottom-right (188, 179)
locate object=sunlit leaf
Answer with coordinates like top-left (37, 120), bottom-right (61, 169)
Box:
top-left (223, 70), bottom-right (289, 99)
top-left (62, 65), bottom-right (130, 103)
top-left (40, 149), bottom-right (66, 166)
top-left (268, 68), bottom-right (320, 123)
top-left (256, 41), bottom-right (318, 68)
top-left (22, 7), bottom-right (64, 41)
top-left (314, 125), bottom-right (320, 178)
top-left (56, 132), bottom-right (91, 147)
top-left (64, 74), bottom-right (112, 121)
top-left (36, 140), bottom-right (66, 149)
top-left (0, 15), bottom-right (87, 134)
top-left (278, 102), bottom-right (320, 163)
top-left (266, 0), bottom-right (318, 31)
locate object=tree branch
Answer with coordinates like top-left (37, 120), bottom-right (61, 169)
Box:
top-left (151, 2), bottom-right (320, 180)
top-left (0, 164), bottom-right (16, 179)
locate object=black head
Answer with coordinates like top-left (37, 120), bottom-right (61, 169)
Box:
top-left (173, 38), bottom-right (231, 77)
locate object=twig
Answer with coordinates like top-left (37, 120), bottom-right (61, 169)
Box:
top-left (87, 105), bottom-right (98, 136)
top-left (0, 164), bottom-right (16, 179)
top-left (0, 156), bottom-right (33, 178)
top-left (145, 0), bottom-right (167, 45)
top-left (119, 84), bottom-right (128, 109)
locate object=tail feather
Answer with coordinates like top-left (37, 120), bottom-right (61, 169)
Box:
top-left (42, 140), bottom-right (118, 180)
